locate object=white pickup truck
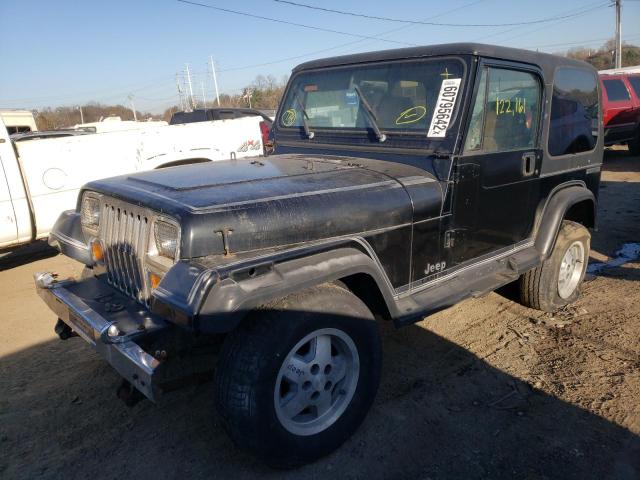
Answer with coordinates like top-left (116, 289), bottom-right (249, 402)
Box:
top-left (0, 116), bottom-right (266, 250)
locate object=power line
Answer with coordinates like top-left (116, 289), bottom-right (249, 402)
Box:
top-left (170, 0), bottom-right (487, 92)
top-left (272, 0), bottom-right (610, 27)
top-left (473, 1), bottom-right (609, 43)
top-left (199, 0), bottom-right (487, 74)
top-left (298, 0), bottom-right (488, 57)
top-left (4, 77), bottom-right (177, 104)
top-left (0, 0), bottom-right (549, 106)
top-left (8, 0), bottom-right (636, 110)
top-left (175, 0), bottom-right (416, 46)
top-left (205, 0), bottom-right (607, 75)
top-left (523, 33), bottom-right (640, 50)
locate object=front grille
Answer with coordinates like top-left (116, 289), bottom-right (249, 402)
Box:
top-left (100, 198), bottom-right (151, 304)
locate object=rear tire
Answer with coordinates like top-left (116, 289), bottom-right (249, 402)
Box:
top-left (214, 284), bottom-right (381, 468)
top-left (519, 220), bottom-right (590, 312)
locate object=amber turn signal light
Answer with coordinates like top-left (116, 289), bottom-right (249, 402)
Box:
top-left (91, 240), bottom-right (104, 263)
top-left (149, 272), bottom-right (161, 290)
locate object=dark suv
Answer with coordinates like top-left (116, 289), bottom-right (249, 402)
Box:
top-left (37, 43), bottom-right (602, 467)
top-left (169, 107), bottom-right (272, 125)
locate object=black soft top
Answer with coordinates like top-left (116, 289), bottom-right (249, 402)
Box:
top-left (293, 43), bottom-right (596, 79)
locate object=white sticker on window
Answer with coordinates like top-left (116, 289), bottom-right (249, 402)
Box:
top-left (427, 78), bottom-right (462, 138)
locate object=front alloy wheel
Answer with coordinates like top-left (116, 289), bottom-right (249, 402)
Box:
top-left (215, 284), bottom-right (381, 468)
top-left (275, 328), bottom-right (360, 436)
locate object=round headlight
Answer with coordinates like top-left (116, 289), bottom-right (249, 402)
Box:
top-left (153, 220), bottom-right (179, 260)
top-left (81, 193), bottom-right (101, 233)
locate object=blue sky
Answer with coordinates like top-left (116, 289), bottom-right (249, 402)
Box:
top-left (1, 0), bottom-right (639, 113)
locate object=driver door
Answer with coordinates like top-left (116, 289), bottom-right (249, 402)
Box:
top-left (447, 62), bottom-right (543, 265)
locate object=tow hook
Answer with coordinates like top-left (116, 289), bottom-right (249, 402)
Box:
top-left (116, 379), bottom-right (145, 407)
top-left (54, 319), bottom-right (78, 340)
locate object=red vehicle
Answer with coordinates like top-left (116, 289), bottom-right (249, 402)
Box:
top-left (599, 73), bottom-right (640, 154)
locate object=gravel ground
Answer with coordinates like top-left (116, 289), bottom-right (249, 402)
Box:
top-left (1, 148), bottom-right (639, 479)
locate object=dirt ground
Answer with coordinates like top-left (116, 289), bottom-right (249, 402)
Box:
top-left (1, 149), bottom-right (639, 480)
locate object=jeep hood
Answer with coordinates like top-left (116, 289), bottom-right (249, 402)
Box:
top-left (84, 154), bottom-right (443, 258)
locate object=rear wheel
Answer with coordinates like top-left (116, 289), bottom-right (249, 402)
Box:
top-left (215, 284), bottom-right (381, 468)
top-left (519, 220), bottom-right (590, 312)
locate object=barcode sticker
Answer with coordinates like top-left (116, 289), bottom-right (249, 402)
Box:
top-left (427, 78), bottom-right (461, 138)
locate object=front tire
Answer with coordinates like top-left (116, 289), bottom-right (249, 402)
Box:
top-left (519, 220), bottom-right (590, 312)
top-left (215, 284), bottom-right (381, 468)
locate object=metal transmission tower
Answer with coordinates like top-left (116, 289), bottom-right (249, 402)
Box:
top-left (210, 56), bottom-right (221, 106)
top-left (242, 88), bottom-right (253, 108)
top-left (175, 74), bottom-right (186, 111)
top-left (185, 63), bottom-right (195, 110)
top-left (128, 95), bottom-right (137, 121)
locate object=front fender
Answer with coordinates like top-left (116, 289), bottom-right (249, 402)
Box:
top-left (47, 210), bottom-right (93, 266)
top-left (151, 243), bottom-right (397, 334)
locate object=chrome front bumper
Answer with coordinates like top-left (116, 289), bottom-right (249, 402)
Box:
top-left (34, 272), bottom-right (169, 401)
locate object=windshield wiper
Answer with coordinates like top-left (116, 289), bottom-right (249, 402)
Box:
top-left (353, 85), bottom-right (386, 143)
top-left (292, 92), bottom-right (314, 139)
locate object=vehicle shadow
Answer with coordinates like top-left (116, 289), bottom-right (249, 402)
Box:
top-left (587, 149), bottom-right (639, 277)
top-left (602, 146), bottom-right (640, 172)
top-left (1, 314), bottom-right (638, 480)
top-left (0, 240), bottom-right (58, 272)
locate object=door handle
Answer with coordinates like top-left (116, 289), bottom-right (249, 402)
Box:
top-left (522, 152), bottom-right (536, 177)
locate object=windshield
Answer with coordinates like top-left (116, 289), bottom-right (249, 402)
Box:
top-left (279, 58), bottom-right (465, 139)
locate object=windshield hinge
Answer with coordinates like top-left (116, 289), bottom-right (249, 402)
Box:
top-left (451, 163), bottom-right (480, 184)
top-left (444, 229), bottom-right (468, 249)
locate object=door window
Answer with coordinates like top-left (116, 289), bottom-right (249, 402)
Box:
top-left (603, 79), bottom-right (630, 101)
top-left (464, 67), bottom-right (541, 153)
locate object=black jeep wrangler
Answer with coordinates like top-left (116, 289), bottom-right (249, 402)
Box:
top-left (37, 43), bottom-right (602, 467)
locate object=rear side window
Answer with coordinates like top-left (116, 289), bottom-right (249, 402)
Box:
top-left (170, 111), bottom-right (207, 124)
top-left (548, 68), bottom-right (599, 156)
top-left (218, 110), bottom-right (236, 120)
top-left (603, 79), bottom-right (630, 101)
top-left (464, 67), bottom-right (541, 153)
top-left (627, 76), bottom-right (640, 97)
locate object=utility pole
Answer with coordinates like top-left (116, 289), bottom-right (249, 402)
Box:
top-left (614, 0), bottom-right (622, 69)
top-left (176, 74), bottom-right (185, 111)
top-left (201, 82), bottom-right (207, 108)
top-left (210, 55), bottom-right (220, 106)
top-left (185, 63), bottom-right (195, 110)
top-left (76, 106), bottom-right (84, 124)
top-left (128, 95), bottom-right (137, 121)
